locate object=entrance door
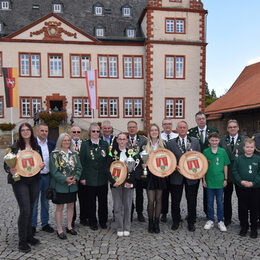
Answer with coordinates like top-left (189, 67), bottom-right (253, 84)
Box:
top-left (50, 100), bottom-right (63, 111)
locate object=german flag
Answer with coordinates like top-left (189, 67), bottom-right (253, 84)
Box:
top-left (2, 68), bottom-right (18, 108)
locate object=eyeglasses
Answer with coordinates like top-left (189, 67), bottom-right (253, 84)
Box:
top-left (118, 138), bottom-right (127, 141)
top-left (163, 123), bottom-right (172, 126)
top-left (92, 130), bottom-right (100, 133)
top-left (72, 131), bottom-right (81, 134)
top-left (21, 129), bottom-right (30, 132)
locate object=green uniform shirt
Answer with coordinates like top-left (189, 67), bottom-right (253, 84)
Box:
top-left (233, 154), bottom-right (260, 188)
top-left (203, 147), bottom-right (230, 189)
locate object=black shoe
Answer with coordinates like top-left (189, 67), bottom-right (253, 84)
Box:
top-left (153, 218), bottom-right (160, 234)
top-left (57, 231), bottom-right (67, 239)
top-left (161, 214), bottom-right (167, 223)
top-left (148, 219), bottom-right (154, 233)
top-left (27, 237), bottom-right (40, 246)
top-left (171, 222), bottom-right (179, 231)
top-left (90, 225), bottom-right (98, 231)
top-left (32, 226), bottom-right (36, 236)
top-left (19, 242), bottom-right (31, 253)
top-left (250, 230), bottom-right (258, 239)
top-left (42, 224), bottom-right (54, 233)
top-left (239, 228), bottom-right (248, 237)
top-left (66, 228), bottom-right (77, 235)
top-left (138, 213), bottom-right (145, 222)
top-left (224, 219), bottom-right (231, 226)
top-left (188, 224), bottom-right (195, 232)
top-left (100, 223), bottom-right (107, 229)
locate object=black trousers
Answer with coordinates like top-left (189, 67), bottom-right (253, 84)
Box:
top-left (12, 177), bottom-right (39, 243)
top-left (258, 187), bottom-right (260, 221)
top-left (134, 179), bottom-right (145, 214)
top-left (77, 182), bottom-right (88, 221)
top-left (161, 177), bottom-right (170, 215)
top-left (236, 185), bottom-right (259, 230)
top-left (170, 179), bottom-right (198, 225)
top-left (86, 184), bottom-right (108, 226)
top-left (224, 182), bottom-right (239, 222)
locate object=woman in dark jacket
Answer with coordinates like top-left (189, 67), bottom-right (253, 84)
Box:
top-left (107, 132), bottom-right (139, 237)
top-left (4, 123), bottom-right (44, 253)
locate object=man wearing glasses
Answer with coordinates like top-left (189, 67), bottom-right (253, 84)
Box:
top-left (220, 119), bottom-right (246, 226)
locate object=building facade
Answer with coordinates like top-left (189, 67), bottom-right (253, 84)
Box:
top-left (0, 0), bottom-right (207, 132)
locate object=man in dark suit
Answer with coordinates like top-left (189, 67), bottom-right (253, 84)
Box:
top-left (167, 121), bottom-right (201, 232)
top-left (219, 119), bottom-right (246, 226)
top-left (188, 111), bottom-right (218, 216)
top-left (32, 123), bottom-right (56, 235)
top-left (127, 120), bottom-right (147, 222)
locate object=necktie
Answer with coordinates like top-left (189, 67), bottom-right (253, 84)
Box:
top-left (200, 130), bottom-right (204, 144)
top-left (230, 137), bottom-right (234, 149)
top-left (167, 134), bottom-right (170, 141)
top-left (75, 140), bottom-right (78, 147)
top-left (131, 138), bottom-right (134, 145)
top-left (181, 138), bottom-right (186, 152)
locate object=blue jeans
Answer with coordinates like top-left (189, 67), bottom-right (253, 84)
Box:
top-left (32, 174), bottom-right (50, 227)
top-left (207, 188), bottom-right (224, 222)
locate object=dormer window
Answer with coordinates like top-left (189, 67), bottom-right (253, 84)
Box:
top-left (53, 4), bottom-right (62, 13)
top-left (122, 7), bottom-right (131, 17)
top-left (1, 1), bottom-right (10, 10)
top-left (126, 29), bottom-right (135, 38)
top-left (96, 27), bottom-right (104, 37)
top-left (32, 4), bottom-right (40, 9)
top-left (95, 6), bottom-right (103, 15)
top-left (0, 22), bottom-right (2, 32)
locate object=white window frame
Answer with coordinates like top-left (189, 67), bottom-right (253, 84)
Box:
top-left (175, 99), bottom-right (184, 118)
top-left (96, 28), bottom-right (104, 37)
top-left (124, 56), bottom-right (142, 79)
top-left (166, 56), bottom-right (184, 79)
top-left (126, 29), bottom-right (135, 38)
top-left (176, 19), bottom-right (184, 33)
top-left (21, 98), bottom-right (31, 117)
top-left (134, 99), bottom-right (142, 117)
top-left (98, 55), bottom-right (118, 78)
top-left (20, 54), bottom-right (30, 76)
top-left (73, 98), bottom-right (82, 117)
top-left (53, 4), bottom-right (62, 13)
top-left (123, 7), bottom-right (131, 17)
top-left (99, 98), bottom-right (108, 117)
top-left (124, 99), bottom-right (133, 117)
top-left (32, 98), bottom-right (41, 116)
top-left (124, 57), bottom-right (132, 78)
top-left (83, 98), bottom-right (92, 117)
top-left (95, 6), bottom-right (102, 15)
top-left (166, 99), bottom-right (174, 118)
top-left (99, 98), bottom-right (118, 118)
top-left (1, 1), bottom-right (9, 10)
top-left (109, 99), bottom-right (118, 117)
top-left (165, 98), bottom-right (184, 118)
top-left (71, 55), bottom-right (90, 78)
top-left (134, 57), bottom-right (142, 78)
top-left (124, 98), bottom-right (143, 118)
top-left (99, 56), bottom-right (108, 77)
top-left (166, 19), bottom-right (175, 33)
top-left (49, 55), bottom-right (62, 77)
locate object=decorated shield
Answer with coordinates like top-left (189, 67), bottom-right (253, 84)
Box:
top-left (178, 151), bottom-right (208, 180)
top-left (109, 161), bottom-right (127, 185)
top-left (16, 150), bottom-right (43, 177)
top-left (147, 148), bottom-right (176, 177)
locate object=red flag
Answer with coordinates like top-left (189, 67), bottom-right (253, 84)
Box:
top-left (85, 70), bottom-right (98, 110)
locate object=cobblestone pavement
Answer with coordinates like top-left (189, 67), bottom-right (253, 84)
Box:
top-left (0, 149), bottom-right (259, 260)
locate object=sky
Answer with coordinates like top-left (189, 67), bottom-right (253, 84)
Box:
top-left (203, 0), bottom-right (260, 97)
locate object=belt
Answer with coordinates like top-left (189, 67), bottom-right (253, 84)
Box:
top-left (40, 172), bottom-right (50, 176)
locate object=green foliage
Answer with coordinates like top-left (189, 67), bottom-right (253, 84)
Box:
top-left (39, 112), bottom-right (66, 128)
top-left (205, 82), bottom-right (218, 107)
top-left (0, 123), bottom-right (16, 131)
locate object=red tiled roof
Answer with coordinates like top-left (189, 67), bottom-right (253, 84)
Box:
top-left (205, 62), bottom-right (260, 114)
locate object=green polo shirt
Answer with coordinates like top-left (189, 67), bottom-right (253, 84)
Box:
top-left (203, 147), bottom-right (230, 189)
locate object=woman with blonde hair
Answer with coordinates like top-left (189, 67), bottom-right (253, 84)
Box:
top-left (143, 123), bottom-right (167, 233)
top-left (49, 133), bottom-right (82, 239)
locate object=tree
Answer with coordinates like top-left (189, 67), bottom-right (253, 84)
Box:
top-left (205, 82), bottom-right (218, 107)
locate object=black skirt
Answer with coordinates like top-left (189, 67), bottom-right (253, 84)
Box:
top-left (146, 171), bottom-right (167, 190)
top-left (52, 192), bottom-right (77, 204)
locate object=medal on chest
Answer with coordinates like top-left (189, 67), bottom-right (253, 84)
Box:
top-left (249, 165), bottom-right (252, 174)
top-left (216, 157), bottom-right (219, 165)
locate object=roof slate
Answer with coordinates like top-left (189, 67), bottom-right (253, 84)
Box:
top-left (0, 0), bottom-right (147, 41)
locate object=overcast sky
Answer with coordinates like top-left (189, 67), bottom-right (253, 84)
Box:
top-left (203, 0), bottom-right (260, 97)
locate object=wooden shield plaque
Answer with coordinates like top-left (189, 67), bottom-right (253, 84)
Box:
top-left (178, 151), bottom-right (208, 180)
top-left (110, 160), bottom-right (127, 185)
top-left (16, 150), bottom-right (43, 177)
top-left (147, 148), bottom-right (176, 177)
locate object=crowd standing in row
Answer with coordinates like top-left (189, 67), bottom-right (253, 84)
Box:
top-left (3, 112), bottom-right (260, 253)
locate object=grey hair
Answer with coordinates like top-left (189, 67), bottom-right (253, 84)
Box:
top-left (177, 120), bottom-right (189, 129)
top-left (54, 133), bottom-right (75, 152)
top-left (88, 122), bottom-right (101, 137)
top-left (101, 120), bottom-right (112, 127)
top-left (227, 119), bottom-right (239, 126)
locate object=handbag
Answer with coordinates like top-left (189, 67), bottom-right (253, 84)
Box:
top-left (46, 188), bottom-right (56, 201)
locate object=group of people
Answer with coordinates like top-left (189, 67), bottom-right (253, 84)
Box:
top-left (3, 113), bottom-right (260, 253)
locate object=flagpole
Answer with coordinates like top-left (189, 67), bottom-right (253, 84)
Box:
top-left (11, 107), bottom-right (14, 144)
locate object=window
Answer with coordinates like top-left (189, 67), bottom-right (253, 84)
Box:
top-left (48, 54), bottom-right (63, 77)
top-left (165, 55), bottom-right (185, 79)
top-left (0, 52), bottom-right (2, 76)
top-left (19, 53), bottom-right (41, 77)
top-left (0, 96), bottom-right (3, 117)
top-left (20, 97), bottom-right (41, 118)
top-left (1, 1), bottom-right (9, 10)
top-left (95, 6), bottom-right (103, 15)
top-left (165, 18), bottom-right (185, 34)
top-left (123, 56), bottom-right (143, 79)
top-left (98, 55), bottom-right (118, 78)
top-left (96, 28), bottom-right (104, 37)
top-left (53, 4), bottom-right (62, 13)
top-left (126, 29), bottom-right (135, 38)
top-left (72, 97), bottom-right (92, 117)
top-left (99, 97), bottom-right (119, 118)
top-left (0, 22), bottom-right (3, 32)
top-left (165, 98), bottom-right (184, 118)
top-left (70, 54), bottom-right (90, 78)
top-left (124, 98), bottom-right (143, 118)
top-left (122, 7), bottom-right (131, 17)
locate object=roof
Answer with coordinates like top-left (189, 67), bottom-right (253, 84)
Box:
top-left (0, 0), bottom-right (147, 42)
top-left (205, 62), bottom-right (260, 115)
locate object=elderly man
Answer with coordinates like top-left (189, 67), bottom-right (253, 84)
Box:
top-left (220, 119), bottom-right (246, 226)
top-left (32, 123), bottom-right (56, 235)
top-left (167, 121), bottom-right (200, 231)
top-left (70, 126), bottom-right (87, 226)
top-left (101, 120), bottom-right (118, 151)
top-left (127, 121), bottom-right (147, 222)
top-left (189, 111), bottom-right (218, 216)
top-left (160, 118), bottom-right (178, 222)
